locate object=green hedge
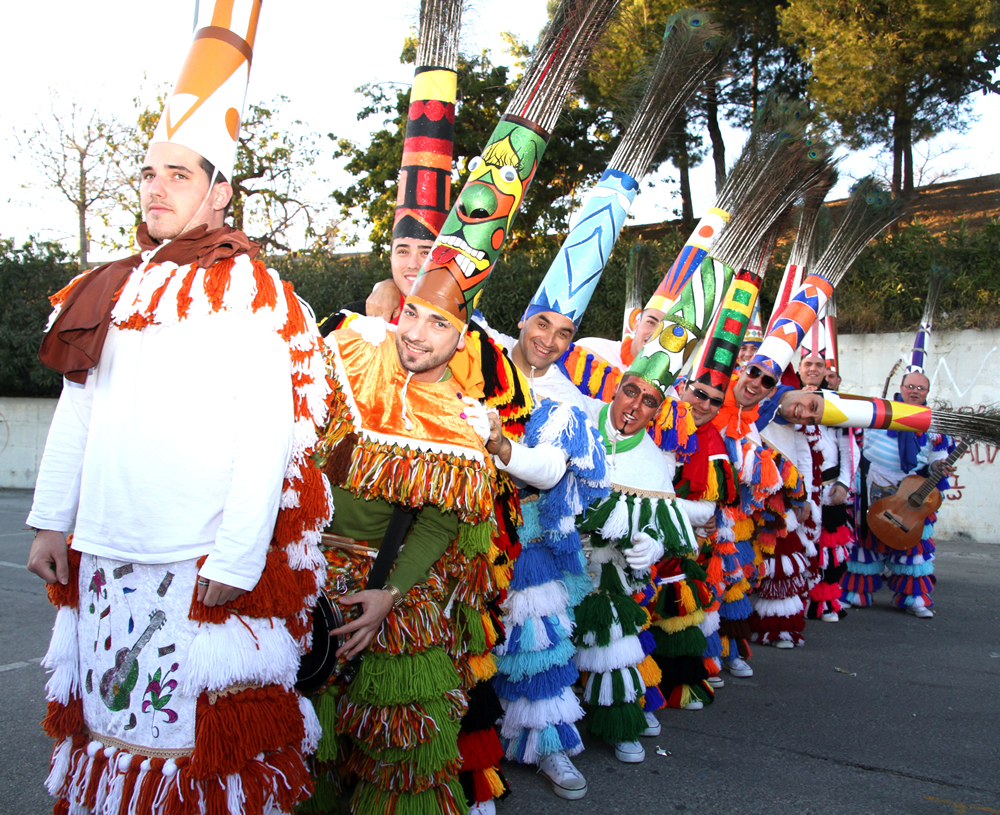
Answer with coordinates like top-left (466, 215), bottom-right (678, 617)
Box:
top-left (3, 217), bottom-right (998, 397)
top-left (0, 238), bottom-right (74, 398)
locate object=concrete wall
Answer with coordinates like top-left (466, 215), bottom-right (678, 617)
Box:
top-left (0, 397), bottom-right (57, 489)
top-left (3, 327), bottom-right (999, 539)
top-left (838, 328), bottom-right (1000, 542)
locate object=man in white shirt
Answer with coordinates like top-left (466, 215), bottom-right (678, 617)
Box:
top-left (24, 9), bottom-right (331, 811)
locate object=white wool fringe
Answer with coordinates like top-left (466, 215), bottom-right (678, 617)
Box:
top-left (580, 621), bottom-right (624, 648)
top-left (574, 634), bottom-right (645, 673)
top-left (599, 494), bottom-right (631, 541)
top-left (585, 668), bottom-right (645, 706)
top-left (502, 581), bottom-right (571, 625)
top-left (285, 538), bottom-right (326, 571)
top-left (298, 693), bottom-right (322, 754)
top-left (178, 616), bottom-right (299, 694)
top-left (752, 595), bottom-right (804, 618)
top-left (226, 771), bottom-right (247, 814)
top-left (43, 605), bottom-right (80, 704)
top-left (500, 687), bottom-right (584, 734)
top-left (46, 737), bottom-right (73, 796)
top-left (698, 609), bottom-right (720, 636)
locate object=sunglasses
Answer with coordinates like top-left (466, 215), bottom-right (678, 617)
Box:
top-left (689, 386), bottom-right (724, 407)
top-left (745, 365), bottom-right (777, 390)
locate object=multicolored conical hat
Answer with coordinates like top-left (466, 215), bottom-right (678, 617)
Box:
top-left (799, 306), bottom-right (827, 360)
top-left (689, 269), bottom-right (763, 390)
top-left (392, 0), bottom-right (462, 242)
top-left (743, 298), bottom-right (764, 346)
top-left (824, 292), bottom-right (840, 372)
top-left (407, 0), bottom-right (619, 329)
top-left (523, 9), bottom-right (726, 329)
top-left (150, 0), bottom-right (261, 179)
top-left (906, 268), bottom-right (945, 374)
top-left (626, 256), bottom-right (736, 397)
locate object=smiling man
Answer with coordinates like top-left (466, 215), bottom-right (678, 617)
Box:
top-left (25, 7), bottom-right (332, 811)
top-left (315, 280), bottom-right (498, 815)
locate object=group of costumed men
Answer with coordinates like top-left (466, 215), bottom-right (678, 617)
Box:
top-left (24, 1), bottom-right (990, 815)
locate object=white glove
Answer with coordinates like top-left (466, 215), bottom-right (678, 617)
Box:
top-left (627, 531), bottom-right (665, 571)
top-left (352, 315), bottom-right (390, 346)
top-left (461, 396), bottom-right (491, 444)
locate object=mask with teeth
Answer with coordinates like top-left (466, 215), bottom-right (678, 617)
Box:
top-left (407, 116), bottom-right (547, 327)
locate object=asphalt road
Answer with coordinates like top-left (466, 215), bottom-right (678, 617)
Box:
top-left (2, 487), bottom-right (999, 815)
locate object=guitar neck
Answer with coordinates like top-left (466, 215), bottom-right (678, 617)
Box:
top-left (912, 440), bottom-right (968, 501)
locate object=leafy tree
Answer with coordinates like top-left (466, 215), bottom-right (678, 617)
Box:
top-left (13, 95), bottom-right (128, 269)
top-left (779, 0), bottom-right (1000, 194)
top-left (581, 0), bottom-right (810, 197)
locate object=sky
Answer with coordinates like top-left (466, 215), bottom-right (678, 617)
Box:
top-left (3, 0), bottom-right (998, 261)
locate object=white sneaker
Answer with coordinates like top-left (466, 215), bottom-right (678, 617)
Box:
top-left (820, 612), bottom-right (839, 623)
top-left (724, 657), bottom-right (753, 677)
top-left (907, 605), bottom-right (934, 618)
top-left (610, 740), bottom-right (645, 763)
top-left (538, 751), bottom-right (588, 800)
top-left (640, 710), bottom-right (661, 737)
top-left (775, 639), bottom-right (795, 649)
top-left (683, 699), bottom-right (704, 710)
top-left (469, 800), bottom-right (496, 815)
top-left (707, 675), bottom-right (724, 688)
top-left (840, 599), bottom-right (852, 609)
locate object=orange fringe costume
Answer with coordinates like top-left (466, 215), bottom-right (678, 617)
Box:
top-left (310, 330), bottom-right (499, 815)
top-left (40, 253), bottom-right (332, 815)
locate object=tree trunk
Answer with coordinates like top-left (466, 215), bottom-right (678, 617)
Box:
top-left (705, 77), bottom-right (726, 192)
top-left (891, 112), bottom-right (903, 195)
top-left (902, 119), bottom-right (914, 195)
top-left (78, 153), bottom-right (88, 269)
top-left (676, 115), bottom-right (693, 230)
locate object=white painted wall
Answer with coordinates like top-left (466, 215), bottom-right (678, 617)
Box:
top-left (3, 327), bottom-right (998, 540)
top-left (838, 328), bottom-right (1000, 542)
top-left (0, 397), bottom-right (58, 489)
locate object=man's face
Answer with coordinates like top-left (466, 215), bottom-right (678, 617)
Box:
top-left (826, 370), bottom-right (842, 390)
top-left (610, 376), bottom-right (663, 436)
top-left (900, 372), bottom-right (930, 405)
top-left (629, 308), bottom-right (664, 359)
top-left (140, 142), bottom-right (229, 241)
top-left (799, 356), bottom-right (827, 389)
top-left (737, 342), bottom-right (758, 366)
top-left (395, 301), bottom-right (463, 382)
top-left (389, 238), bottom-right (433, 296)
top-left (682, 381), bottom-right (726, 427)
top-left (514, 311), bottom-right (575, 374)
top-left (732, 364), bottom-right (777, 408)
top-left (777, 389), bottom-right (826, 424)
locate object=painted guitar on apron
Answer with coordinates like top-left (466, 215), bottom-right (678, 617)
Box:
top-left (100, 609), bottom-right (166, 711)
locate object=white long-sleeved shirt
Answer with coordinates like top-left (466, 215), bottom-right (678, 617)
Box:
top-left (27, 311), bottom-right (294, 591)
top-left (494, 356), bottom-right (596, 491)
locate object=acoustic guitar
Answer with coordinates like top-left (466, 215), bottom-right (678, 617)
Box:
top-left (867, 441), bottom-right (968, 551)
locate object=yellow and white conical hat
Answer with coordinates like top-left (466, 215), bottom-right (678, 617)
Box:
top-left (151, 0), bottom-right (262, 179)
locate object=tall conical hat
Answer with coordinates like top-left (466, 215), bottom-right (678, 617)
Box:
top-left (523, 9), bottom-right (726, 329)
top-left (625, 256), bottom-right (735, 397)
top-left (906, 267), bottom-right (945, 375)
top-left (824, 293), bottom-right (840, 372)
top-left (743, 298), bottom-right (764, 346)
top-left (150, 0), bottom-right (262, 179)
top-left (799, 305), bottom-right (827, 360)
top-left (392, 0), bottom-right (462, 242)
top-left (407, 0), bottom-right (620, 329)
top-left (689, 269), bottom-right (763, 390)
